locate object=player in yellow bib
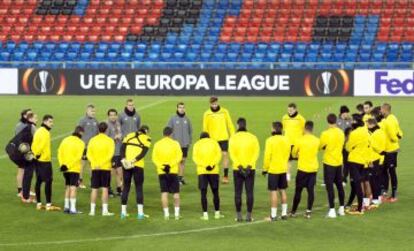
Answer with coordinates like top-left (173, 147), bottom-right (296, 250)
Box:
top-left (282, 103), bottom-right (306, 182)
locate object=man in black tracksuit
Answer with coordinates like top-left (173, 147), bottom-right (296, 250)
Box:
top-left (7, 113), bottom-right (37, 202)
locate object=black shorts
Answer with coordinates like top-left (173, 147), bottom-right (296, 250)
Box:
top-left (35, 162), bottom-right (53, 183)
top-left (181, 147), bottom-right (188, 158)
top-left (159, 174), bottom-right (180, 194)
top-left (371, 160), bottom-right (381, 176)
top-left (12, 158), bottom-right (26, 168)
top-left (112, 156), bottom-right (122, 168)
top-left (218, 140), bottom-right (229, 152)
top-left (349, 162), bottom-right (364, 183)
top-left (91, 170), bottom-right (111, 189)
top-left (6, 148), bottom-right (27, 168)
top-left (268, 173), bottom-right (288, 191)
top-left (198, 174), bottom-right (219, 190)
top-left (289, 145), bottom-right (297, 161)
top-left (323, 164), bottom-right (343, 184)
top-left (295, 170), bottom-right (316, 189)
top-left (384, 152), bottom-right (398, 169)
top-left (9, 154), bottom-right (26, 168)
top-left (5, 143), bottom-right (25, 167)
top-left (361, 168), bottom-right (373, 182)
top-left (63, 172), bottom-right (80, 186)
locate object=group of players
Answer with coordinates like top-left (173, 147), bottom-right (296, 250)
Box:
top-left (6, 97), bottom-right (403, 222)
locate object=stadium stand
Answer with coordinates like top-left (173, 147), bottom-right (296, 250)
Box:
top-left (0, 0), bottom-right (413, 69)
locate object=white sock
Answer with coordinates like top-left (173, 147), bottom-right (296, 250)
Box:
top-left (121, 205), bottom-right (127, 215)
top-left (271, 207), bottom-right (277, 218)
top-left (174, 207), bottom-right (180, 217)
top-left (163, 208), bottom-right (169, 217)
top-left (102, 203), bottom-right (109, 214)
top-left (282, 204), bottom-right (288, 216)
top-left (90, 203), bottom-right (96, 214)
top-left (203, 212), bottom-right (208, 217)
top-left (46, 203), bottom-right (51, 208)
top-left (363, 198), bottom-right (370, 207)
top-left (64, 198), bottom-right (70, 209)
top-left (70, 198), bottom-right (76, 212)
top-left (372, 199), bottom-right (379, 205)
top-left (137, 204), bottom-right (144, 215)
top-left (215, 211), bottom-right (220, 216)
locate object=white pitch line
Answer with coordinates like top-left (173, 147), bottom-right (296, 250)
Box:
top-left (0, 205), bottom-right (330, 247)
top-left (0, 220), bottom-right (265, 247)
top-left (0, 99), bottom-right (169, 160)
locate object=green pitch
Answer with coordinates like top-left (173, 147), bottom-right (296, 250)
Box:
top-left (0, 96), bottom-right (413, 251)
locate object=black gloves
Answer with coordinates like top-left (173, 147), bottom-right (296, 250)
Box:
top-left (206, 165), bottom-right (215, 171)
top-left (238, 165), bottom-right (254, 177)
top-left (60, 165), bottom-right (68, 172)
top-left (163, 164), bottom-right (171, 174)
top-left (262, 170), bottom-right (268, 176)
top-left (238, 165), bottom-right (246, 177)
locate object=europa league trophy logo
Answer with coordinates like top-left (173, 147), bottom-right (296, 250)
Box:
top-left (38, 71), bottom-right (49, 93)
top-left (321, 71), bottom-right (332, 95)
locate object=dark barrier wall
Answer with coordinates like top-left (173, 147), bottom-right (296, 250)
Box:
top-left (18, 69), bottom-right (353, 96)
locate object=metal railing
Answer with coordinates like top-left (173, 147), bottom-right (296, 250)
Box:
top-left (0, 61), bottom-right (413, 69)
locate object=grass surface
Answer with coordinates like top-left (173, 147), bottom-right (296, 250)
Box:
top-left (0, 96), bottom-right (412, 251)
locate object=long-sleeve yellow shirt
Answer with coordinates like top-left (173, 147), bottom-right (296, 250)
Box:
top-left (152, 137), bottom-right (183, 175)
top-left (58, 135), bottom-right (85, 173)
top-left (87, 133), bottom-right (115, 171)
top-left (192, 138), bottom-right (222, 175)
top-left (368, 128), bottom-right (386, 164)
top-left (123, 132), bottom-right (152, 168)
top-left (263, 134), bottom-right (291, 174)
top-left (319, 126), bottom-right (345, 167)
top-left (31, 126), bottom-right (51, 162)
top-left (282, 113), bottom-right (306, 146)
top-left (346, 127), bottom-right (370, 165)
top-left (203, 107), bottom-right (235, 141)
top-left (382, 114), bottom-right (403, 152)
top-left (229, 131), bottom-right (260, 170)
top-left (292, 133), bottom-right (320, 173)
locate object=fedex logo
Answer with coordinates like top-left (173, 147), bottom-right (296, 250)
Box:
top-left (355, 70), bottom-right (414, 96)
top-left (375, 72), bottom-right (414, 95)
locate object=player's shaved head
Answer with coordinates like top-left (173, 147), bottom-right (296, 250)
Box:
top-left (381, 103), bottom-right (392, 117)
top-left (382, 103), bottom-right (391, 111)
